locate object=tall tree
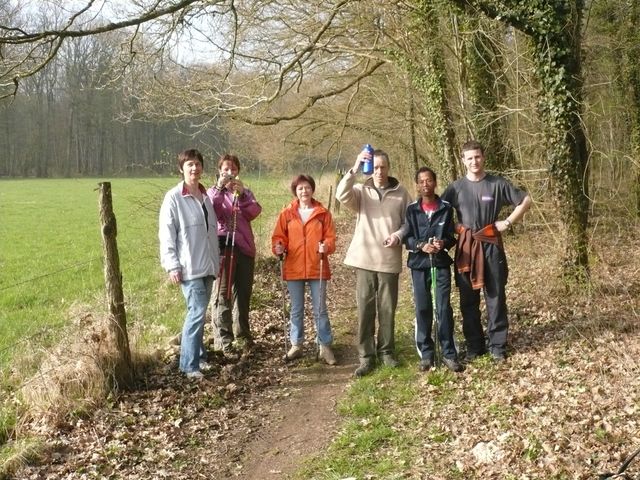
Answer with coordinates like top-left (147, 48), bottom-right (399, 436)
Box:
top-left (387, 1), bottom-right (460, 182)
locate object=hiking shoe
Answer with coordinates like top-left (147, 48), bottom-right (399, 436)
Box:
top-left (443, 357), bottom-right (464, 372)
top-left (185, 371), bottom-right (204, 380)
top-left (286, 344), bottom-right (303, 360)
top-left (381, 354), bottom-right (399, 368)
top-left (354, 361), bottom-right (375, 378)
top-left (222, 346), bottom-right (240, 361)
top-left (320, 345), bottom-right (337, 365)
top-left (491, 351), bottom-right (507, 363)
top-left (418, 358), bottom-right (434, 372)
top-left (466, 349), bottom-right (488, 361)
top-left (199, 360), bottom-right (213, 371)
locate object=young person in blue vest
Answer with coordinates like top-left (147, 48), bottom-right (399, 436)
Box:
top-left (404, 167), bottom-right (462, 373)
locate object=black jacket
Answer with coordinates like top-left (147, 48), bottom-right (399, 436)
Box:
top-left (403, 196), bottom-right (456, 269)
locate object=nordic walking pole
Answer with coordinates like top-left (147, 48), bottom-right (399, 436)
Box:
top-left (215, 172), bottom-right (234, 304)
top-left (316, 241), bottom-right (324, 362)
top-left (215, 231), bottom-right (230, 304)
top-left (429, 238), bottom-right (442, 368)
top-left (277, 243), bottom-right (290, 361)
top-left (226, 190), bottom-right (240, 300)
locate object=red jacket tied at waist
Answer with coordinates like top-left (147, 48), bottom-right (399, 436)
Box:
top-left (455, 223), bottom-right (503, 290)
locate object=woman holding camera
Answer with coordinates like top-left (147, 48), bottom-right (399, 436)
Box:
top-left (207, 154), bottom-right (262, 357)
top-left (271, 174), bottom-right (337, 365)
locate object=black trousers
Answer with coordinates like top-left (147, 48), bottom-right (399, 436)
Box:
top-left (411, 267), bottom-right (457, 361)
top-left (455, 243), bottom-right (509, 355)
top-left (212, 248), bottom-right (255, 349)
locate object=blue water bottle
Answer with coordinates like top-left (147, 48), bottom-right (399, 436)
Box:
top-left (361, 144), bottom-right (374, 175)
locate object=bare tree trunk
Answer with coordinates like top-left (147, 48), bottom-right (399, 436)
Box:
top-left (406, 76), bottom-right (419, 173)
top-left (98, 182), bottom-right (134, 389)
top-left (459, 17), bottom-right (516, 173)
top-left (623, 0), bottom-right (640, 216)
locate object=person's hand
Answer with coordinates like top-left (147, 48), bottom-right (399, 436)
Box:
top-left (422, 239), bottom-right (444, 254)
top-left (168, 270), bottom-right (182, 284)
top-left (318, 242), bottom-right (325, 254)
top-left (495, 219), bottom-right (510, 232)
top-left (229, 179), bottom-right (244, 196)
top-left (217, 174), bottom-right (231, 189)
top-left (274, 243), bottom-right (285, 256)
top-left (383, 235), bottom-right (399, 247)
top-left (352, 151), bottom-right (369, 174)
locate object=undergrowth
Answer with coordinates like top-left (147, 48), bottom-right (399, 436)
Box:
top-left (296, 225), bottom-right (640, 479)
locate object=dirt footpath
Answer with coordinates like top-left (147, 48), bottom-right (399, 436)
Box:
top-left (236, 342), bottom-right (357, 479)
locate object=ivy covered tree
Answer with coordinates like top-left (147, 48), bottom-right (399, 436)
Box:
top-left (394, 1), bottom-right (460, 183)
top-left (449, 0), bottom-right (590, 281)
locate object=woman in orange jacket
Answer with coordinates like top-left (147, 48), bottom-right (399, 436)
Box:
top-left (272, 174), bottom-right (337, 365)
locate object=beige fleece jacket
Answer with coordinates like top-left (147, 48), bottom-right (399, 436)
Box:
top-left (335, 170), bottom-right (412, 274)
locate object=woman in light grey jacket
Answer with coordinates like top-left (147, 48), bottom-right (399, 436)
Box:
top-left (159, 149), bottom-right (220, 379)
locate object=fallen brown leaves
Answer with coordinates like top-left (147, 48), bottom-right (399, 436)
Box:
top-left (397, 225), bottom-right (640, 479)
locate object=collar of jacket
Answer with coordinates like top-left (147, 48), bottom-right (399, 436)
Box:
top-left (285, 198), bottom-right (325, 219)
top-left (412, 194), bottom-right (447, 212)
top-left (364, 176), bottom-right (400, 191)
top-left (181, 182), bottom-right (207, 196)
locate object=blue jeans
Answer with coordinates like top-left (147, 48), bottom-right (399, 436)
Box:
top-left (180, 276), bottom-right (214, 373)
top-left (287, 279), bottom-right (333, 346)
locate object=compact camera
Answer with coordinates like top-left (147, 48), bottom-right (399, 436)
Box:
top-left (222, 172), bottom-right (235, 180)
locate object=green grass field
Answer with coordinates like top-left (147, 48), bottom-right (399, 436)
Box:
top-left (0, 175), bottom-right (302, 370)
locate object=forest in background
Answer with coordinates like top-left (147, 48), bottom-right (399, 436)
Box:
top-left (1, 0), bottom-right (640, 279)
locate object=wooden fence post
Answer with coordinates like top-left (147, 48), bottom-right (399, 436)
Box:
top-left (98, 182), bottom-right (134, 388)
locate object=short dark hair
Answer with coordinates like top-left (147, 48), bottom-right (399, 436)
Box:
top-left (178, 149), bottom-right (204, 171)
top-left (373, 149), bottom-right (390, 167)
top-left (290, 174), bottom-right (316, 195)
top-left (218, 153), bottom-right (241, 172)
top-left (415, 166), bottom-right (437, 183)
top-left (461, 140), bottom-right (484, 155)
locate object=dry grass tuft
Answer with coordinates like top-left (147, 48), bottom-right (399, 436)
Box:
top-left (17, 307), bottom-right (142, 432)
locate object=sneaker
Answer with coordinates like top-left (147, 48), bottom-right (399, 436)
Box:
top-left (354, 361), bottom-right (375, 378)
top-left (443, 357), bottom-right (464, 372)
top-left (286, 344), bottom-right (303, 360)
top-left (320, 345), bottom-right (337, 365)
top-left (185, 371), bottom-right (204, 380)
top-left (381, 354), bottom-right (399, 368)
top-left (418, 358), bottom-right (434, 372)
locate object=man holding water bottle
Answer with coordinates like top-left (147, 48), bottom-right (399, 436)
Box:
top-left (336, 147), bottom-right (412, 377)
